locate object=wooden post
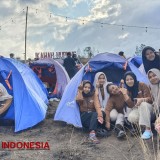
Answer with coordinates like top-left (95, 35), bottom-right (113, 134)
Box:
top-left (24, 6), bottom-right (28, 63)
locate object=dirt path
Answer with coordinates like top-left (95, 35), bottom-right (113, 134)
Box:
top-left (0, 101), bottom-right (158, 160)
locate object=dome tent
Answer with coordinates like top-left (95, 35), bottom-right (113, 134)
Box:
top-left (30, 58), bottom-right (70, 98)
top-left (0, 57), bottom-right (48, 132)
top-left (54, 53), bottom-right (149, 127)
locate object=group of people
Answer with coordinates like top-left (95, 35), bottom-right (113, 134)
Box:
top-left (76, 46), bottom-right (160, 144)
top-left (0, 46), bottom-right (159, 145)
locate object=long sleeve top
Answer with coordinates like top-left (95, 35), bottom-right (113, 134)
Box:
top-left (105, 91), bottom-right (133, 123)
top-left (76, 89), bottom-right (103, 118)
top-left (126, 82), bottom-right (152, 107)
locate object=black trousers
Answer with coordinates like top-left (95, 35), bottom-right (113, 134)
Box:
top-left (80, 111), bottom-right (106, 132)
top-left (66, 69), bottom-right (76, 79)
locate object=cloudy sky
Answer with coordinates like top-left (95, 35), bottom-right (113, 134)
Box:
top-left (0, 0), bottom-right (160, 59)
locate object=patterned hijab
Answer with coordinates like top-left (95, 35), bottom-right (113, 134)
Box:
top-left (147, 69), bottom-right (160, 110)
top-left (142, 46), bottom-right (160, 73)
top-left (93, 72), bottom-right (111, 110)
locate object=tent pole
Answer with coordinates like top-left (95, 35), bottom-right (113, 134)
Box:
top-left (24, 6), bottom-right (28, 63)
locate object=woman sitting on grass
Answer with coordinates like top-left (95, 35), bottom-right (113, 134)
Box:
top-left (0, 83), bottom-right (13, 116)
top-left (93, 72), bottom-right (111, 111)
top-left (105, 83), bottom-right (134, 139)
top-left (147, 69), bottom-right (160, 135)
top-left (76, 80), bottom-right (106, 144)
top-left (123, 71), bottom-right (153, 139)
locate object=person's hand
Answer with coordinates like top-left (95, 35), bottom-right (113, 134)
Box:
top-left (120, 88), bottom-right (127, 95)
top-left (120, 79), bottom-right (124, 84)
top-left (120, 79), bottom-right (125, 88)
top-left (155, 117), bottom-right (160, 125)
top-left (134, 98), bottom-right (143, 106)
top-left (155, 117), bottom-right (160, 134)
top-left (96, 82), bottom-right (100, 88)
top-left (98, 116), bottom-right (103, 124)
top-left (78, 82), bottom-right (83, 91)
top-left (106, 121), bottom-right (110, 130)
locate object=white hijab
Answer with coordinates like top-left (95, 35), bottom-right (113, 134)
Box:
top-left (0, 83), bottom-right (12, 101)
top-left (93, 72), bottom-right (111, 111)
top-left (147, 69), bottom-right (160, 111)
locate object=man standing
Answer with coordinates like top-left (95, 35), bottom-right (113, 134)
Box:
top-left (63, 52), bottom-right (76, 79)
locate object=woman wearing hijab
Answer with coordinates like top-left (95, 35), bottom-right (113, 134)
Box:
top-left (147, 69), bottom-right (160, 134)
top-left (93, 72), bottom-right (111, 112)
top-left (142, 46), bottom-right (160, 73)
top-left (122, 71), bottom-right (153, 139)
top-left (0, 83), bottom-right (13, 115)
top-left (76, 80), bottom-right (106, 144)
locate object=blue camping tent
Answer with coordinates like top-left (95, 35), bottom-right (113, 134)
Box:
top-left (128, 55), bottom-right (142, 68)
top-left (54, 53), bottom-right (149, 127)
top-left (0, 57), bottom-right (48, 132)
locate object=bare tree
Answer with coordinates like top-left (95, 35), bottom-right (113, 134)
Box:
top-left (84, 47), bottom-right (94, 58)
top-left (135, 44), bottom-right (146, 55)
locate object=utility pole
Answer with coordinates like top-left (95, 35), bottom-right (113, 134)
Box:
top-left (24, 6), bottom-right (28, 63)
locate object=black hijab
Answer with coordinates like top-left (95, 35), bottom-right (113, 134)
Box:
top-left (142, 46), bottom-right (160, 73)
top-left (82, 80), bottom-right (94, 97)
top-left (124, 71), bottom-right (139, 101)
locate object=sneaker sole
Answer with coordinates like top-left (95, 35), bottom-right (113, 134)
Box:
top-left (117, 133), bottom-right (126, 139)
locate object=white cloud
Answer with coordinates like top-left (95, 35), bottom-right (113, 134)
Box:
top-left (17, 0), bottom-right (68, 8)
top-left (90, 0), bottom-right (110, 19)
top-left (1, 1), bottom-right (12, 8)
top-left (0, 0), bottom-right (160, 60)
top-left (49, 0), bottom-right (68, 8)
top-left (27, 41), bottom-right (46, 59)
top-left (118, 33), bottom-right (129, 39)
top-left (72, 0), bottom-right (83, 7)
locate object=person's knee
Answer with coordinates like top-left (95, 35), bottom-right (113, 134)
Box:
top-left (128, 112), bottom-right (138, 123)
top-left (110, 116), bottom-right (117, 122)
top-left (139, 102), bottom-right (148, 108)
top-left (139, 102), bottom-right (152, 112)
top-left (110, 110), bottom-right (118, 122)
